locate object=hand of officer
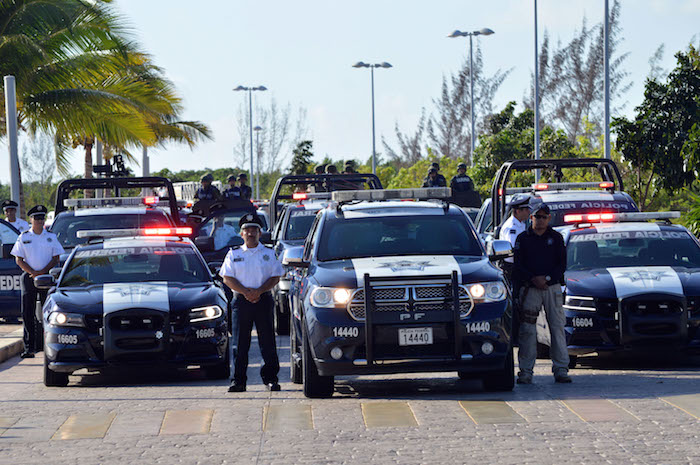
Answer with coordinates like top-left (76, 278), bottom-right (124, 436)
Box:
top-left (244, 288), bottom-right (261, 303)
top-left (531, 275), bottom-right (548, 290)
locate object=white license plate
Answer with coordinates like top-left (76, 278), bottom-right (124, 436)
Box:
top-left (398, 327), bottom-right (433, 346)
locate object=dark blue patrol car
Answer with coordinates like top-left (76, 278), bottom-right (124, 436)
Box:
top-left (555, 212), bottom-right (700, 365)
top-left (37, 231), bottom-right (229, 386)
top-left (0, 219), bottom-right (21, 321)
top-left (285, 188), bottom-right (514, 398)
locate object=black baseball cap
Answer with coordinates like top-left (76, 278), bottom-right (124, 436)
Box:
top-left (530, 203), bottom-right (551, 215)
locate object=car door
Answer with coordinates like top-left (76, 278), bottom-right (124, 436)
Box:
top-left (0, 220), bottom-right (21, 319)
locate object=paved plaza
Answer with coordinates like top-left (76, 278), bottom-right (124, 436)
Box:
top-left (0, 333), bottom-right (699, 465)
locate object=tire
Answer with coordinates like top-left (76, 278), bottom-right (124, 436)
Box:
top-left (44, 355), bottom-right (69, 387)
top-left (274, 297), bottom-right (290, 336)
top-left (302, 323), bottom-right (333, 398)
top-left (482, 347), bottom-right (514, 392)
top-left (290, 317), bottom-right (302, 384)
top-left (568, 355), bottom-right (578, 369)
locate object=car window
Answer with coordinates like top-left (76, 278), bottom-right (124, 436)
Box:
top-left (50, 211), bottom-right (170, 249)
top-left (0, 221), bottom-right (19, 247)
top-left (303, 215), bottom-right (321, 262)
top-left (285, 209), bottom-right (319, 241)
top-left (61, 245), bottom-right (209, 286)
top-left (198, 211), bottom-right (251, 251)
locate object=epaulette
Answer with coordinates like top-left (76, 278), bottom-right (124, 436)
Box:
top-left (230, 245), bottom-right (241, 250)
top-left (263, 243), bottom-right (274, 249)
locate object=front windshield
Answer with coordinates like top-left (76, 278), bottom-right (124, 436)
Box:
top-left (567, 230), bottom-right (700, 271)
top-left (60, 245), bottom-right (209, 286)
top-left (51, 211), bottom-right (168, 248)
top-left (285, 209), bottom-right (319, 240)
top-left (317, 215), bottom-right (482, 261)
top-left (197, 210), bottom-right (252, 251)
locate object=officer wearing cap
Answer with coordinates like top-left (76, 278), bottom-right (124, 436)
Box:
top-left (325, 164), bottom-right (338, 174)
top-left (513, 202), bottom-right (571, 384)
top-left (422, 167), bottom-right (446, 187)
top-left (498, 194), bottom-right (531, 282)
top-left (223, 174), bottom-right (241, 200)
top-left (314, 164), bottom-right (326, 175)
top-left (221, 213), bottom-right (284, 392)
top-left (195, 173), bottom-right (222, 201)
top-left (450, 162), bottom-right (475, 193)
top-left (343, 161), bottom-right (356, 174)
top-left (237, 173), bottom-right (252, 201)
top-left (2, 200), bottom-right (29, 232)
top-left (11, 205), bottom-right (64, 358)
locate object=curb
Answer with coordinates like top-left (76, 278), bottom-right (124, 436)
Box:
top-left (0, 329), bottom-right (24, 364)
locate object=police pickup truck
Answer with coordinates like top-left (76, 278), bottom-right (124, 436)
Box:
top-left (558, 211), bottom-right (700, 365)
top-left (36, 228), bottom-right (229, 386)
top-left (285, 187), bottom-right (514, 398)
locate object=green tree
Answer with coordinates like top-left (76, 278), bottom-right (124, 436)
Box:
top-left (289, 140), bottom-right (313, 174)
top-left (613, 48), bottom-right (700, 209)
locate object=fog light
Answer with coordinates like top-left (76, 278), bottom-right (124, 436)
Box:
top-left (330, 347), bottom-right (343, 360)
top-left (481, 342), bottom-right (494, 355)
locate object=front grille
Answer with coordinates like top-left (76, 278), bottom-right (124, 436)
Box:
top-left (108, 315), bottom-right (164, 331)
top-left (347, 282), bottom-right (473, 321)
top-left (116, 338), bottom-right (159, 350)
top-left (84, 315), bottom-right (103, 332)
top-left (624, 300), bottom-right (683, 316)
top-left (596, 298), bottom-right (618, 317)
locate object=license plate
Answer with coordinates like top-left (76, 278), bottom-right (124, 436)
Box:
top-left (398, 327), bottom-right (433, 346)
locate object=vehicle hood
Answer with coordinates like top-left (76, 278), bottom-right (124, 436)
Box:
top-left (50, 282), bottom-right (222, 315)
top-left (311, 255), bottom-right (500, 288)
top-left (566, 266), bottom-right (700, 299)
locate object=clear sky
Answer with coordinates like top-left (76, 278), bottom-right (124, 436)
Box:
top-left (2, 0), bottom-right (699, 182)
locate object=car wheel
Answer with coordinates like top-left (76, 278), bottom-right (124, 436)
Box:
top-left (275, 297), bottom-right (290, 336)
top-left (482, 347), bottom-right (514, 392)
top-left (290, 317), bottom-right (302, 384)
top-left (302, 323), bottom-right (333, 398)
top-left (44, 354), bottom-right (69, 387)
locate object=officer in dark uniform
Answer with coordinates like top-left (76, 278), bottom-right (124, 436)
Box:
top-left (450, 162), bottom-right (475, 192)
top-left (325, 164), bottom-right (338, 174)
top-left (314, 164), bottom-right (326, 175)
top-left (343, 161), bottom-right (356, 174)
top-left (513, 203), bottom-right (571, 384)
top-left (11, 205), bottom-right (64, 358)
top-left (194, 173), bottom-right (222, 201)
top-left (237, 173), bottom-right (253, 201)
top-left (422, 167), bottom-right (447, 187)
top-left (221, 213), bottom-right (284, 392)
top-left (223, 174), bottom-right (241, 200)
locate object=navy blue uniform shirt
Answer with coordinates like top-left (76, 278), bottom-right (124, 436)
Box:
top-left (513, 226), bottom-right (567, 286)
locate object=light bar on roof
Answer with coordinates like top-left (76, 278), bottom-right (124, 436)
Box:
top-left (64, 197), bottom-right (158, 208)
top-left (76, 227), bottom-right (192, 239)
top-left (292, 192), bottom-right (332, 201)
top-left (332, 187), bottom-right (452, 203)
top-left (564, 211), bottom-right (680, 224)
top-left (532, 182), bottom-right (615, 191)
top-left (503, 187), bottom-right (534, 195)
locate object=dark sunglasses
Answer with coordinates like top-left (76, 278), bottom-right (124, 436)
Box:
top-left (532, 214), bottom-right (549, 220)
top-left (33, 215), bottom-right (46, 221)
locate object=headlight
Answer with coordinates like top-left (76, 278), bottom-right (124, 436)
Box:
top-left (190, 305), bottom-right (223, 322)
top-left (310, 287), bottom-right (353, 308)
top-left (467, 282), bottom-right (507, 303)
top-left (564, 295), bottom-right (596, 312)
top-left (48, 311), bottom-right (84, 327)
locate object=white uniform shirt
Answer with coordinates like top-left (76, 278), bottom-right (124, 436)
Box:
top-left (498, 215), bottom-right (527, 263)
top-left (212, 223), bottom-right (238, 251)
top-left (8, 218), bottom-right (29, 232)
top-left (219, 242), bottom-right (284, 289)
top-left (11, 229), bottom-right (65, 271)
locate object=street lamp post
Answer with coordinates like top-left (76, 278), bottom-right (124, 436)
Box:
top-left (234, 85), bottom-right (267, 198)
top-left (448, 27), bottom-right (495, 166)
top-left (254, 125), bottom-right (263, 199)
top-left (604, 0), bottom-right (611, 159)
top-left (352, 61), bottom-right (392, 175)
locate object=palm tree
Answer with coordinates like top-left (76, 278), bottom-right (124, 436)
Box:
top-left (1, 0), bottom-right (210, 183)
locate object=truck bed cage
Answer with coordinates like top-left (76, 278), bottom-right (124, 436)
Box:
top-left (54, 177), bottom-right (180, 224)
top-left (490, 158), bottom-right (624, 231)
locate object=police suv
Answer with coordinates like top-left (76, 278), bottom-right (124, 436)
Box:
top-left (37, 228), bottom-right (229, 386)
top-left (285, 188), bottom-right (514, 398)
top-left (0, 219), bottom-right (21, 321)
top-left (558, 211), bottom-right (700, 364)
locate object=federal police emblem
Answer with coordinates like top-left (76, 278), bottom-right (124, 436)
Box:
top-left (263, 254), bottom-right (270, 261)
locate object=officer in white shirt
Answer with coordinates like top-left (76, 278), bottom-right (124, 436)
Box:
top-left (498, 194), bottom-right (531, 283)
top-left (220, 213), bottom-right (284, 392)
top-left (210, 216), bottom-right (238, 251)
top-left (2, 200), bottom-right (30, 232)
top-left (11, 205), bottom-right (65, 358)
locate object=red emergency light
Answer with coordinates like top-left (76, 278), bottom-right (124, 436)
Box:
top-left (143, 227), bottom-right (192, 236)
top-left (143, 196), bottom-right (159, 206)
top-left (564, 212), bottom-right (615, 223)
top-left (292, 192), bottom-right (308, 200)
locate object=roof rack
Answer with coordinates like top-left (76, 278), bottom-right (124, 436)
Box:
top-left (332, 187), bottom-right (451, 203)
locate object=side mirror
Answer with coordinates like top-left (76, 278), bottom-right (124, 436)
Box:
top-left (260, 231), bottom-right (273, 245)
top-left (34, 274), bottom-right (55, 290)
top-left (49, 267), bottom-right (62, 279)
top-left (208, 261), bottom-right (222, 275)
top-left (488, 240), bottom-right (513, 262)
top-left (194, 236), bottom-right (214, 252)
top-left (1, 244), bottom-right (12, 259)
top-left (282, 256), bottom-right (309, 268)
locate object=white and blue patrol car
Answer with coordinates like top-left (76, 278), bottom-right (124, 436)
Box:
top-left (285, 188), bottom-right (514, 398)
top-left (555, 212), bottom-right (700, 362)
top-left (38, 229), bottom-right (229, 386)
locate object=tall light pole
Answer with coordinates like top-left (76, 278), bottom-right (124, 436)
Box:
top-left (233, 85), bottom-right (267, 198)
top-left (4, 75), bottom-right (20, 212)
top-left (534, 0), bottom-right (541, 182)
top-left (352, 61), bottom-right (392, 174)
top-left (604, 0), bottom-right (611, 159)
top-left (253, 125), bottom-right (263, 199)
top-left (448, 27), bottom-right (495, 166)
